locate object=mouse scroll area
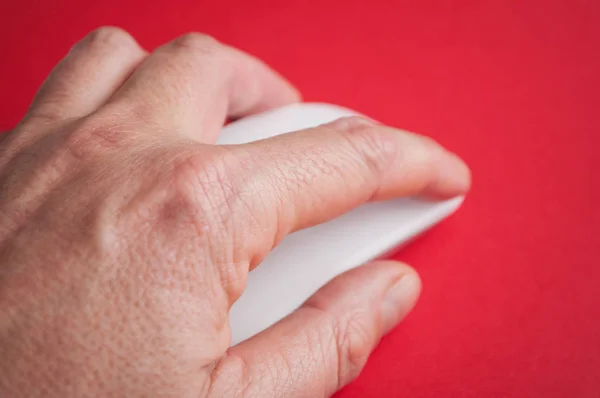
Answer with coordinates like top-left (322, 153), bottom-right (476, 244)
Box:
top-left (219, 103), bottom-right (465, 345)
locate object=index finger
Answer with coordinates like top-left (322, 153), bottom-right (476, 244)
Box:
top-left (227, 117), bottom-right (471, 263)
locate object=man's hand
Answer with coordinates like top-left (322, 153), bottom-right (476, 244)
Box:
top-left (0, 28), bottom-right (470, 397)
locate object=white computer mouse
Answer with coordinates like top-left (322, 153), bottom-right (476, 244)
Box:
top-left (217, 103), bottom-right (464, 345)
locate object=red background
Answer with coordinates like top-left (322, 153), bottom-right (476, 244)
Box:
top-left (1, 1), bottom-right (599, 397)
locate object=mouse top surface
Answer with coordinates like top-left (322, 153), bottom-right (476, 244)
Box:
top-left (218, 103), bottom-right (464, 345)
top-left (217, 102), bottom-right (360, 145)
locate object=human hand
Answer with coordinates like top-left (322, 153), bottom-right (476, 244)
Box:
top-left (0, 28), bottom-right (470, 397)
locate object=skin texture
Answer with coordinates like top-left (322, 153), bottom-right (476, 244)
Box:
top-left (0, 28), bottom-right (471, 397)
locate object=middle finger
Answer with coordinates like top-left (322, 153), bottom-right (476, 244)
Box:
top-left (106, 33), bottom-right (300, 143)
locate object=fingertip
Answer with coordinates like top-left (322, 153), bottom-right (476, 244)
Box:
top-left (424, 149), bottom-right (472, 199)
top-left (444, 151), bottom-right (472, 192)
top-left (375, 261), bottom-right (422, 334)
top-left (260, 72), bottom-right (303, 110)
top-left (283, 79), bottom-right (303, 103)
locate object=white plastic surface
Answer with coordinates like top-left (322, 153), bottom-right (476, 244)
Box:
top-left (217, 103), bottom-right (464, 345)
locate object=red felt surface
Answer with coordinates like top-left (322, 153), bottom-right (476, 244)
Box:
top-left (1, 1), bottom-right (599, 397)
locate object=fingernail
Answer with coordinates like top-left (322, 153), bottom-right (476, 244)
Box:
top-left (381, 273), bottom-right (421, 334)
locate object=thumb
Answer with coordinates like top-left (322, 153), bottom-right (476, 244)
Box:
top-left (209, 261), bottom-right (421, 397)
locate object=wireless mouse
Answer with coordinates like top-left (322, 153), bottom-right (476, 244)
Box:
top-left (217, 103), bottom-right (464, 345)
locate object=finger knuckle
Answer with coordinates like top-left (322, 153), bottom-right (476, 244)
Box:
top-left (184, 151), bottom-right (251, 283)
top-left (172, 32), bottom-right (221, 54)
top-left (208, 354), bottom-right (253, 398)
top-left (151, 148), bottom-right (250, 302)
top-left (336, 118), bottom-right (399, 179)
top-left (163, 147), bottom-right (240, 234)
top-left (165, 151), bottom-right (215, 218)
top-left (170, 33), bottom-right (231, 75)
top-left (331, 313), bottom-right (373, 381)
top-left (83, 26), bottom-right (137, 50)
